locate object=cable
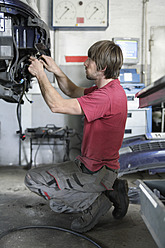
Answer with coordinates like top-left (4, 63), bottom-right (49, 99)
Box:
top-left (24, 92), bottom-right (33, 103)
top-left (33, 141), bottom-right (42, 167)
top-left (9, 32), bottom-right (19, 84)
top-left (33, 127), bottom-right (67, 166)
top-left (33, 131), bottom-right (48, 167)
top-left (16, 79), bottom-right (27, 140)
top-left (0, 225), bottom-right (103, 248)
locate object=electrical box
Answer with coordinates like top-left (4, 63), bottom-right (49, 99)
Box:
top-left (120, 69), bottom-right (152, 138)
top-left (0, 16), bottom-right (13, 59)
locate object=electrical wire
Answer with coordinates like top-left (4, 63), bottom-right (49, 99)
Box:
top-left (33, 131), bottom-right (48, 167)
top-left (24, 92), bottom-right (33, 103)
top-left (16, 55), bottom-right (29, 72)
top-left (9, 31), bottom-right (19, 84)
top-left (33, 127), bottom-right (66, 166)
top-left (0, 225), bottom-right (103, 248)
top-left (33, 142), bottom-right (41, 167)
top-left (16, 79), bottom-right (27, 140)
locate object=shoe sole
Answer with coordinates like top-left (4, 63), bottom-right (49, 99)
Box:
top-left (71, 195), bottom-right (111, 233)
top-left (112, 179), bottom-right (129, 219)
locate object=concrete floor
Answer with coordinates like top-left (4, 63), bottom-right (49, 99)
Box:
top-left (0, 165), bottom-right (162, 248)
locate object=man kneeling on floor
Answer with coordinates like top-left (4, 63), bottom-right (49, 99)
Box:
top-left (25, 40), bottom-right (129, 233)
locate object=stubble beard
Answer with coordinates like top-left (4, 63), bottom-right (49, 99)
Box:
top-left (86, 75), bottom-right (93, 80)
top-left (86, 71), bottom-right (95, 81)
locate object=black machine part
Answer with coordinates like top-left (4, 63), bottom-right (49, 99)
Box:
top-left (0, 0), bottom-right (51, 103)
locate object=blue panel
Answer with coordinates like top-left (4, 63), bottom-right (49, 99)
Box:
top-left (120, 68), bottom-right (140, 83)
top-left (121, 83), bottom-right (145, 94)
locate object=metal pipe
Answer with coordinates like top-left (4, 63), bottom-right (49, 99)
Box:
top-left (144, 0), bottom-right (149, 86)
top-left (141, 1), bottom-right (145, 85)
top-left (38, 0), bottom-right (49, 25)
top-left (161, 102), bottom-right (164, 132)
top-left (23, 29), bottom-right (26, 48)
top-left (16, 28), bottom-right (19, 47)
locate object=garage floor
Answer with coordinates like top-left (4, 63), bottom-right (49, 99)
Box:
top-left (0, 165), bottom-right (163, 248)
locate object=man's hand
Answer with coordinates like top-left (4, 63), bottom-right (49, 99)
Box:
top-left (28, 56), bottom-right (44, 79)
top-left (28, 56), bottom-right (84, 115)
top-left (29, 55), bottom-right (84, 100)
top-left (38, 55), bottom-right (61, 75)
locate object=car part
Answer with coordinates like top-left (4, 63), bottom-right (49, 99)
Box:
top-left (0, 0), bottom-right (51, 103)
top-left (119, 134), bottom-right (165, 176)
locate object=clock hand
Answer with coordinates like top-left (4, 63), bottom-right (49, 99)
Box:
top-left (59, 7), bottom-right (70, 19)
top-left (88, 7), bottom-right (99, 19)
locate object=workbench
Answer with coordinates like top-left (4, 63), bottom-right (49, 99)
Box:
top-left (25, 125), bottom-right (74, 169)
top-left (136, 75), bottom-right (165, 108)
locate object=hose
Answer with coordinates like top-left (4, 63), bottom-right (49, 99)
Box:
top-left (9, 30), bottom-right (19, 84)
top-left (0, 225), bottom-right (103, 248)
top-left (16, 79), bottom-right (26, 140)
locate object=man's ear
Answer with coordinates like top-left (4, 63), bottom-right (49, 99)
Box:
top-left (101, 66), bottom-right (107, 72)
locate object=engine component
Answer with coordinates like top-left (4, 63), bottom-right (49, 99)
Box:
top-left (0, 0), bottom-right (51, 103)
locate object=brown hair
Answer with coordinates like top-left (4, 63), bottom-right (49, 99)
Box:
top-left (88, 40), bottom-right (123, 79)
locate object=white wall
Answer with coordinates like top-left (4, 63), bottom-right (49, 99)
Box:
top-left (36, 0), bottom-right (165, 82)
top-left (1, 0), bottom-right (165, 165)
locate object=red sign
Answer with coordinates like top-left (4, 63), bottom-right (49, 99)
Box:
top-left (65, 56), bottom-right (88, 63)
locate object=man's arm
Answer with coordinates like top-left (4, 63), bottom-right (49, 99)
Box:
top-left (28, 57), bottom-right (84, 115)
top-left (39, 55), bottom-right (85, 98)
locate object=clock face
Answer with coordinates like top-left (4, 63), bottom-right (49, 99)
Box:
top-left (85, 1), bottom-right (105, 21)
top-left (52, 0), bottom-right (109, 29)
top-left (55, 1), bottom-right (76, 23)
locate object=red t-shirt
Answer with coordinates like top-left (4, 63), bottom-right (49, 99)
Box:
top-left (76, 79), bottom-right (127, 171)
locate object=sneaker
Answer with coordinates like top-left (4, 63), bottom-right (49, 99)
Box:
top-left (71, 194), bottom-right (112, 233)
top-left (105, 179), bottom-right (129, 219)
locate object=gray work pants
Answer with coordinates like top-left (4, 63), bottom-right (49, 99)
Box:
top-left (25, 160), bottom-right (118, 213)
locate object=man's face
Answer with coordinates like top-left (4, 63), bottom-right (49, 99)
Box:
top-left (84, 57), bottom-right (99, 80)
